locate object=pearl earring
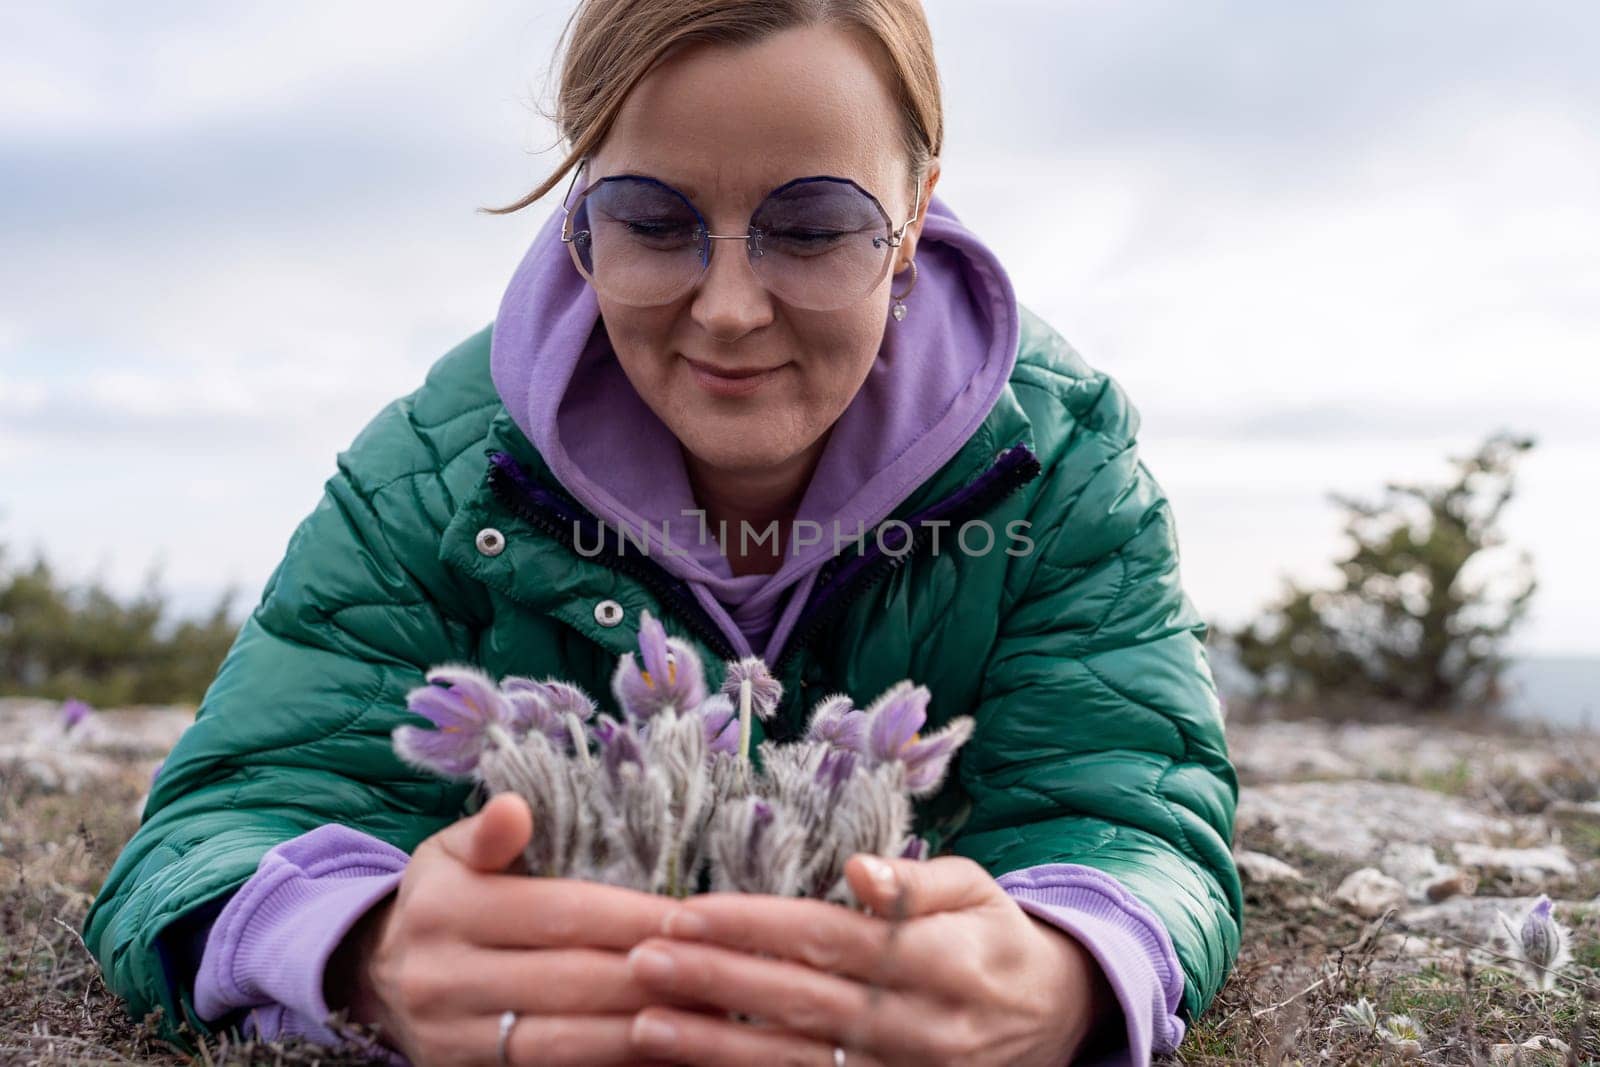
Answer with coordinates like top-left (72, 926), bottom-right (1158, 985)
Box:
top-left (890, 259), bottom-right (918, 321)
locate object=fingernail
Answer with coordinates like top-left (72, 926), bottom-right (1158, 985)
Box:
top-left (632, 1014), bottom-right (678, 1049)
top-left (861, 855), bottom-right (897, 895)
top-left (628, 945), bottom-right (677, 983)
top-left (663, 910), bottom-right (708, 939)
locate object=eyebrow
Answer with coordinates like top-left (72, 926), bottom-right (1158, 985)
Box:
top-left (597, 167), bottom-right (866, 201)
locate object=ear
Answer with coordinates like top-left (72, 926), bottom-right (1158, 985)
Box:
top-left (895, 157), bottom-right (941, 273)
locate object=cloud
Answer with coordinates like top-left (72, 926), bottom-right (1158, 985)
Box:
top-left (2, 2), bottom-right (1596, 656)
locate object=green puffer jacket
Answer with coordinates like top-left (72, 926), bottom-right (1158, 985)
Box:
top-left (83, 304), bottom-right (1241, 1050)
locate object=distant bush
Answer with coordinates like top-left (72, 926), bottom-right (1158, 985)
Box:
top-left (0, 539), bottom-right (244, 706)
top-left (1219, 430), bottom-right (1537, 714)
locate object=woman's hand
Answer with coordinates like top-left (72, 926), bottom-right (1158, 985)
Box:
top-left (326, 792), bottom-right (694, 1066)
top-left (622, 854), bottom-right (1121, 1067)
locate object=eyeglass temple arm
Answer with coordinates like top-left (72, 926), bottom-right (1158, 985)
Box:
top-left (559, 155), bottom-right (589, 226)
top-left (891, 178), bottom-right (924, 245)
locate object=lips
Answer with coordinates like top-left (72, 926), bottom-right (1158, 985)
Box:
top-left (683, 357), bottom-right (784, 378)
top-left (682, 355), bottom-right (786, 397)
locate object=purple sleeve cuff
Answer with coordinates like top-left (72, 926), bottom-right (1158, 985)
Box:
top-left (997, 863), bottom-right (1187, 1067)
top-left (193, 823), bottom-right (413, 1065)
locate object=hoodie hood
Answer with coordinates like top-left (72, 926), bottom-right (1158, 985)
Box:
top-left (490, 191), bottom-right (1019, 661)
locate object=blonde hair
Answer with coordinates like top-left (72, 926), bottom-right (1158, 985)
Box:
top-left (480, 0), bottom-right (943, 216)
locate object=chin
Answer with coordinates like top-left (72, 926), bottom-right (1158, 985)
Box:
top-left (681, 431), bottom-right (802, 475)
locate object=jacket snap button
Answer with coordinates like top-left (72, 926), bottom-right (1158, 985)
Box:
top-left (594, 599), bottom-right (625, 627)
top-left (474, 527), bottom-right (506, 557)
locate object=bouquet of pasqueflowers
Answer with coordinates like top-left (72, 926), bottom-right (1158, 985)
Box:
top-left (391, 610), bottom-right (974, 904)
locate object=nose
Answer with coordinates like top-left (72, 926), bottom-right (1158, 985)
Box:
top-left (688, 234), bottom-right (775, 340)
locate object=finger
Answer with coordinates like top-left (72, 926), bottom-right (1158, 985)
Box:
top-left (457, 1012), bottom-right (638, 1067)
top-left (434, 792), bottom-right (533, 873)
top-left (661, 893), bottom-right (908, 987)
top-left (627, 937), bottom-right (942, 1050)
top-left (456, 878), bottom-right (682, 950)
top-left (630, 1006), bottom-right (891, 1067)
top-left (844, 854), bottom-right (998, 920)
top-left (424, 946), bottom-right (714, 1016)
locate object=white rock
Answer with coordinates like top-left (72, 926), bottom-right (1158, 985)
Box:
top-left (1237, 781), bottom-right (1521, 861)
top-left (0, 744), bottom-right (120, 793)
top-left (1334, 868), bottom-right (1408, 918)
top-left (1234, 849), bottom-right (1304, 884)
top-left (1489, 1036), bottom-right (1569, 1065)
top-left (1379, 842), bottom-right (1475, 902)
top-left (1453, 843), bottom-right (1576, 884)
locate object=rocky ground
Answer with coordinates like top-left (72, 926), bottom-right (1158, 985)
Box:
top-left (3, 698), bottom-right (1599, 1065)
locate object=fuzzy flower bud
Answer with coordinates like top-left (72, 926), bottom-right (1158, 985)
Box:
top-left (1498, 894), bottom-right (1573, 991)
top-left (60, 698), bottom-right (93, 732)
top-left (612, 610), bottom-right (708, 721)
top-left (392, 664), bottom-right (517, 778)
top-left (721, 657), bottom-right (783, 721)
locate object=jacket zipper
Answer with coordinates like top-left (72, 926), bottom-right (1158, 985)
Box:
top-left (763, 443), bottom-right (1042, 739)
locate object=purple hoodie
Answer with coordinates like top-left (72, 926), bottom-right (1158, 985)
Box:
top-left (185, 191), bottom-right (1186, 1065)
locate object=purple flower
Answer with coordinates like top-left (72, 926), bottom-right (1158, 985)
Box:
top-left (392, 664), bottom-right (516, 778)
top-left (611, 610), bottom-right (708, 721)
top-left (542, 680), bottom-right (598, 724)
top-left (1496, 893), bottom-right (1574, 991)
top-left (499, 676), bottom-right (563, 742)
top-left (595, 714), bottom-right (647, 788)
top-left (805, 694), bottom-right (867, 752)
top-left (501, 676), bottom-right (596, 747)
top-left (863, 681), bottom-right (976, 796)
top-left (60, 698), bottom-right (93, 731)
top-left (695, 693), bottom-right (740, 755)
top-left (899, 836), bottom-right (929, 861)
top-left (720, 657), bottom-right (783, 722)
top-left (816, 746), bottom-right (858, 794)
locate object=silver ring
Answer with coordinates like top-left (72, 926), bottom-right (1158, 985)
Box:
top-left (833, 1046), bottom-right (846, 1067)
top-left (498, 1009), bottom-right (518, 1067)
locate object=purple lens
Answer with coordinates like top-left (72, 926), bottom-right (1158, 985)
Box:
top-left (569, 177), bottom-right (704, 306)
top-left (751, 179), bottom-right (894, 309)
top-left (566, 175), bottom-right (896, 310)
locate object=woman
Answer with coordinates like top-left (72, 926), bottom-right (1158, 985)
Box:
top-left (84, 2), bottom-right (1241, 1065)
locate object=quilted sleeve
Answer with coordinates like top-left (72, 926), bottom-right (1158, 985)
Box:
top-left (81, 395), bottom-right (489, 1053)
top-left (943, 372), bottom-right (1243, 1022)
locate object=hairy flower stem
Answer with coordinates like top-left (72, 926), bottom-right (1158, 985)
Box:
top-left (487, 722), bottom-right (519, 759)
top-left (737, 677), bottom-right (754, 764)
top-left (566, 713), bottom-right (592, 768)
top-left (666, 853), bottom-right (684, 899)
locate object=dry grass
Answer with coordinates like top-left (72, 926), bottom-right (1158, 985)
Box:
top-left (1165, 833), bottom-right (1600, 1066)
top-left (0, 751), bottom-right (390, 1065)
top-left (7, 711), bottom-right (1600, 1065)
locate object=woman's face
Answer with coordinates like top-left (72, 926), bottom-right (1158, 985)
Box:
top-left (583, 24), bottom-right (939, 482)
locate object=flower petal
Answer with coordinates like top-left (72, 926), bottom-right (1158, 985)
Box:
top-left (865, 681), bottom-right (928, 763)
top-left (901, 716), bottom-right (975, 795)
top-left (393, 723), bottom-right (482, 778)
top-left (806, 694), bottom-right (867, 751)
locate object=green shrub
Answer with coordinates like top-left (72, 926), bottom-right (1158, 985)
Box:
top-left (0, 539), bottom-right (244, 706)
top-left (1219, 431), bottom-right (1537, 713)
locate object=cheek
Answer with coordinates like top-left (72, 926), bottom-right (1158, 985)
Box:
top-left (600, 307), bottom-right (677, 389)
top-left (794, 316), bottom-right (885, 410)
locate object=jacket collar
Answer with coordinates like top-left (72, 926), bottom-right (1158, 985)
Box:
top-left (438, 367), bottom-right (1035, 663)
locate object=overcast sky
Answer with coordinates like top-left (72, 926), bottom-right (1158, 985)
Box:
top-left (2, 2), bottom-right (1597, 656)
